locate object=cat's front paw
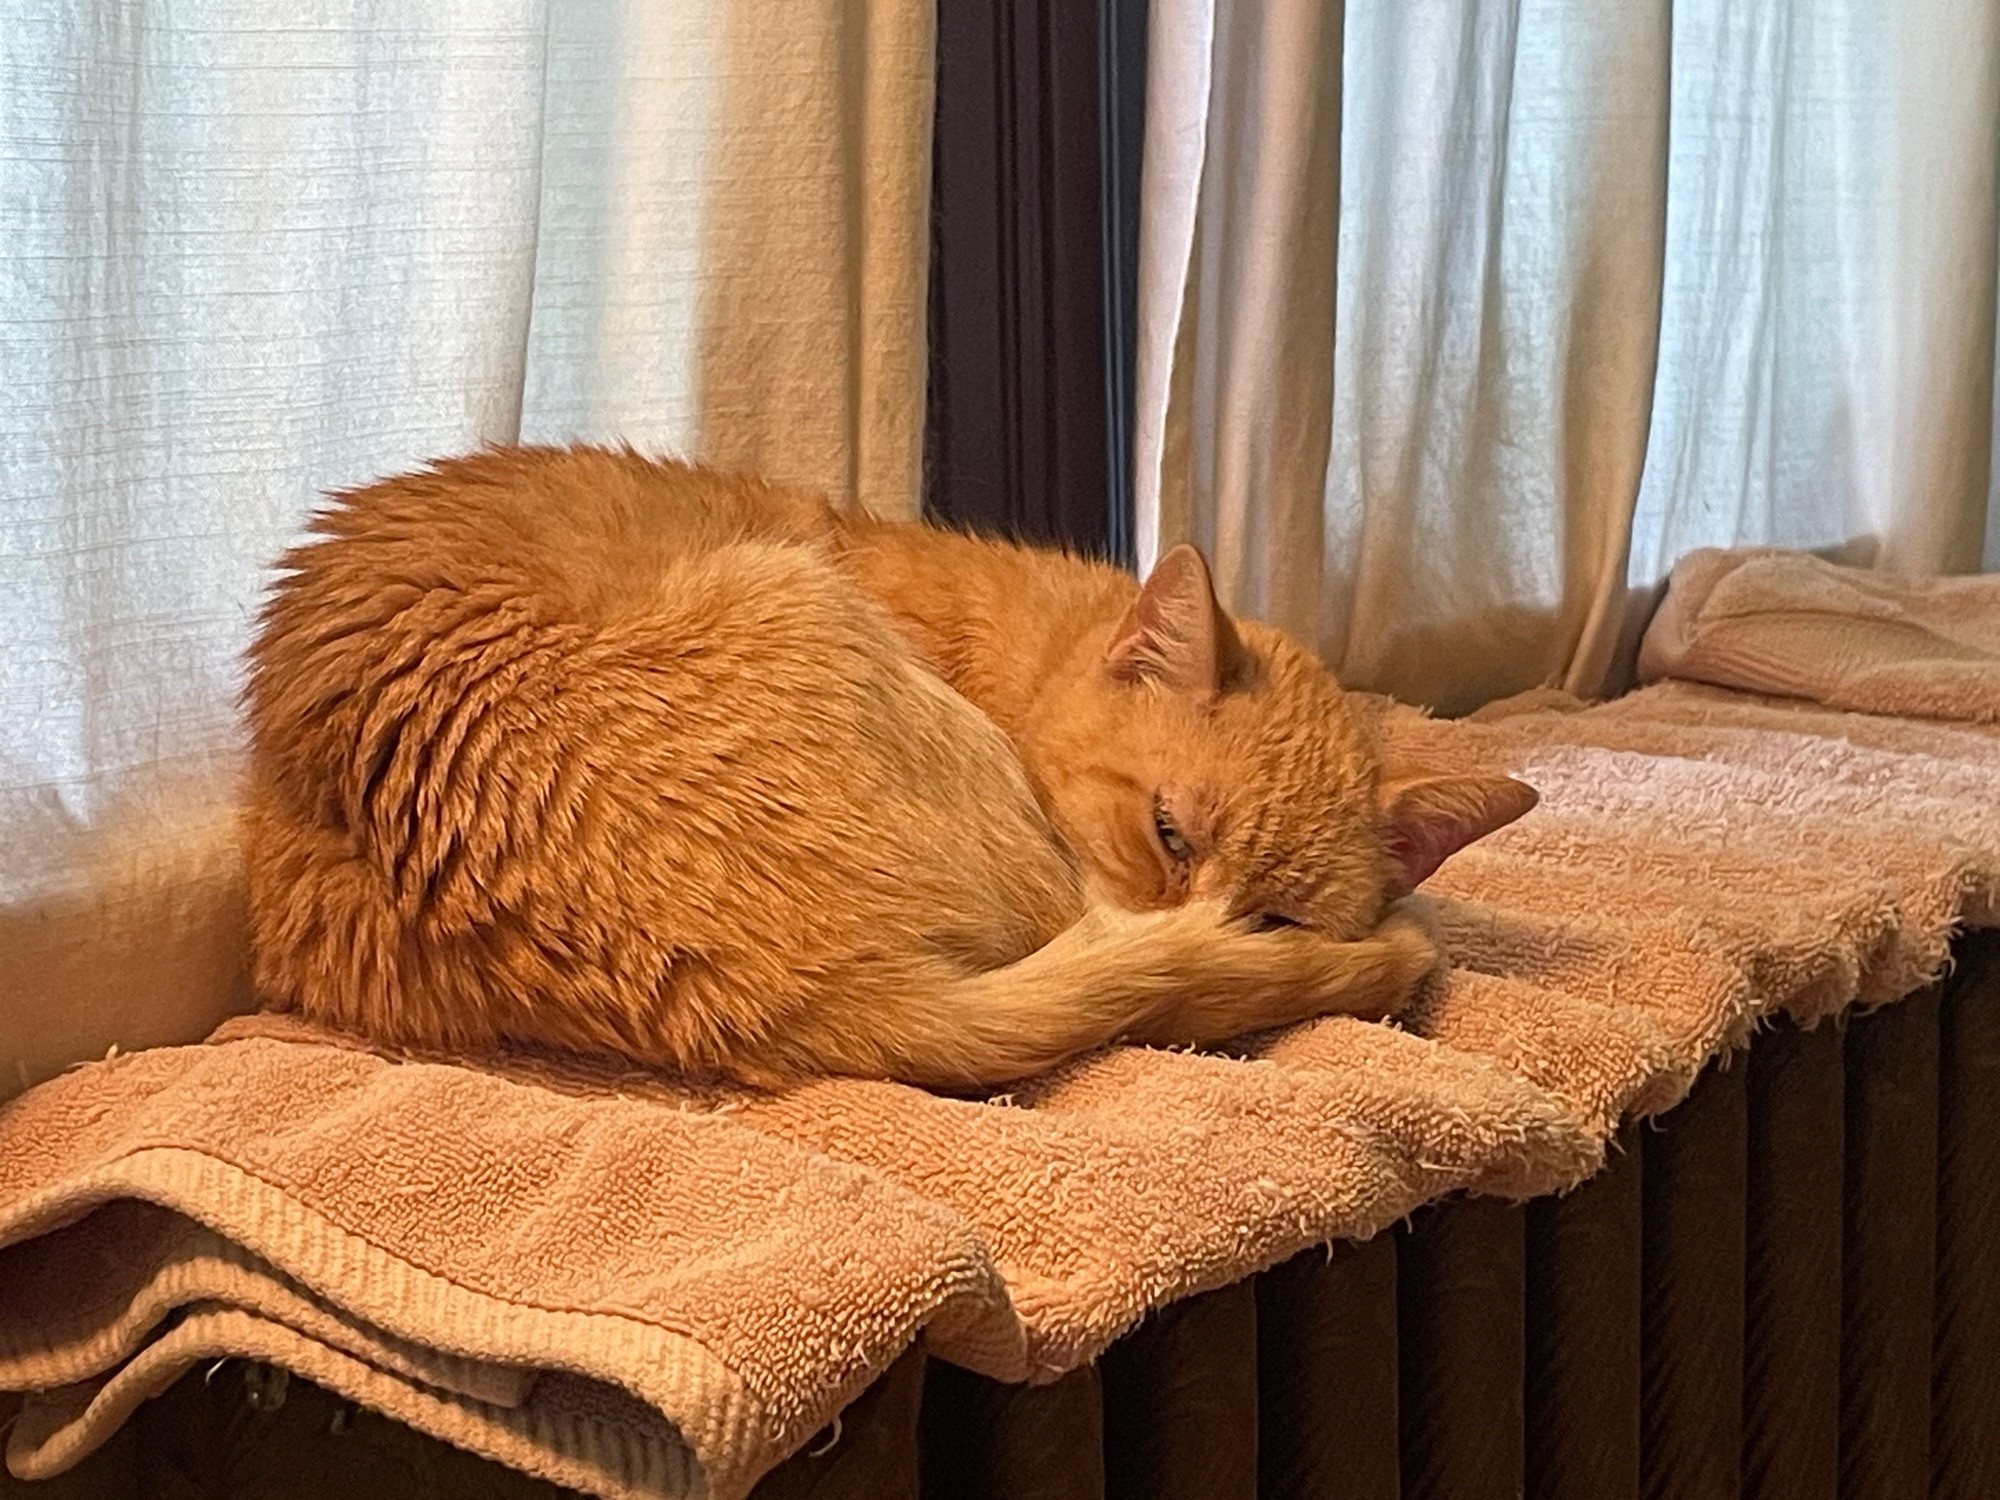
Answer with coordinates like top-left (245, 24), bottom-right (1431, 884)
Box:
top-left (1338, 900), bottom-right (1443, 1021)
top-left (1121, 897), bottom-right (1442, 1044)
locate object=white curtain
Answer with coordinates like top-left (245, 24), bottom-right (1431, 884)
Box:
top-left (0, 0), bottom-right (933, 1098)
top-left (1136, 0), bottom-right (2000, 716)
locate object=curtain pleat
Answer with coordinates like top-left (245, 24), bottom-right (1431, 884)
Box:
top-left (1137, 0), bottom-right (2000, 715)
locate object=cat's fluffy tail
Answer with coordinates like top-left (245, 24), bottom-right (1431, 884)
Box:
top-left (742, 899), bottom-right (1440, 1089)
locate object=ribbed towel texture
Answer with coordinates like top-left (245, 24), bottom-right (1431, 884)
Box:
top-left (1638, 546), bottom-right (2000, 722)
top-left (5, 670), bottom-right (1998, 1497)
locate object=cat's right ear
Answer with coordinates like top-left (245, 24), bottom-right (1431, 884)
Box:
top-left (1378, 773), bottom-right (1539, 897)
top-left (1106, 543), bottom-right (1244, 700)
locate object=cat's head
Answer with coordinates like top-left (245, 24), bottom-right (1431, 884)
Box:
top-left (1025, 544), bottom-right (1537, 938)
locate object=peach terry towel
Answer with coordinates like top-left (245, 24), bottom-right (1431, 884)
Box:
top-left (4, 683), bottom-right (1998, 1499)
top-left (1637, 546), bottom-right (2000, 721)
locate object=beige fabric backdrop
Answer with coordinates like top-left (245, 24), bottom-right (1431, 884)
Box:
top-left (1137, 0), bottom-right (2000, 715)
top-left (0, 0), bottom-right (933, 1100)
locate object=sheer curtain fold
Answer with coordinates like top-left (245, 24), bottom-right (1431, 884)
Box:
top-left (0, 0), bottom-right (934, 1095)
top-left (1137, 0), bottom-right (2000, 717)
top-left (1628, 2), bottom-right (2000, 584)
top-left (1138, 0), bottom-right (1344, 637)
top-left (521, 0), bottom-right (932, 515)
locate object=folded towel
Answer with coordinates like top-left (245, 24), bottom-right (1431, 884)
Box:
top-left (3, 683), bottom-right (1996, 1499)
top-left (1637, 546), bottom-right (2000, 721)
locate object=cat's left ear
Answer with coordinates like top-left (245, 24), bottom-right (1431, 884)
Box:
top-left (1106, 543), bottom-right (1245, 699)
top-left (1379, 773), bottom-right (1538, 897)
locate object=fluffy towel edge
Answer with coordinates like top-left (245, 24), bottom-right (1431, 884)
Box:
top-left (0, 1147), bottom-right (774, 1498)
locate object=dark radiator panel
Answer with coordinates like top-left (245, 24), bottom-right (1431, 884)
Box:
top-left (7, 936), bottom-right (1996, 1500)
top-left (1934, 937), bottom-right (2000, 1499)
top-left (1256, 1234), bottom-right (1401, 1500)
top-left (1641, 1051), bottom-right (1749, 1500)
top-left (920, 1361), bottom-right (1103, 1500)
top-left (1100, 1280), bottom-right (1259, 1500)
top-left (1398, 1198), bottom-right (1526, 1500)
top-left (1526, 1128), bottom-right (1644, 1500)
top-left (1743, 1020), bottom-right (1845, 1500)
top-left (1841, 989), bottom-right (1942, 1500)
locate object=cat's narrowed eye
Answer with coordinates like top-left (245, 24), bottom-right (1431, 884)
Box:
top-left (1152, 800), bottom-right (1194, 862)
top-left (1253, 912), bottom-right (1301, 932)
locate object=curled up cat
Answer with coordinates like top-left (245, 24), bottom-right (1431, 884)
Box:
top-left (241, 445), bottom-right (1537, 1089)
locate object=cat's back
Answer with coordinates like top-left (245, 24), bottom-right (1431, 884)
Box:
top-left (272, 444), bottom-right (840, 631)
top-left (246, 444), bottom-right (853, 832)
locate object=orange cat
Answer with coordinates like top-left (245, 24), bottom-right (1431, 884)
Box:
top-left (242, 445), bottom-right (1534, 1087)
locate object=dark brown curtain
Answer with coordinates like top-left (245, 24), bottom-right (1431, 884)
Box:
top-left (923, 0), bottom-right (1146, 560)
